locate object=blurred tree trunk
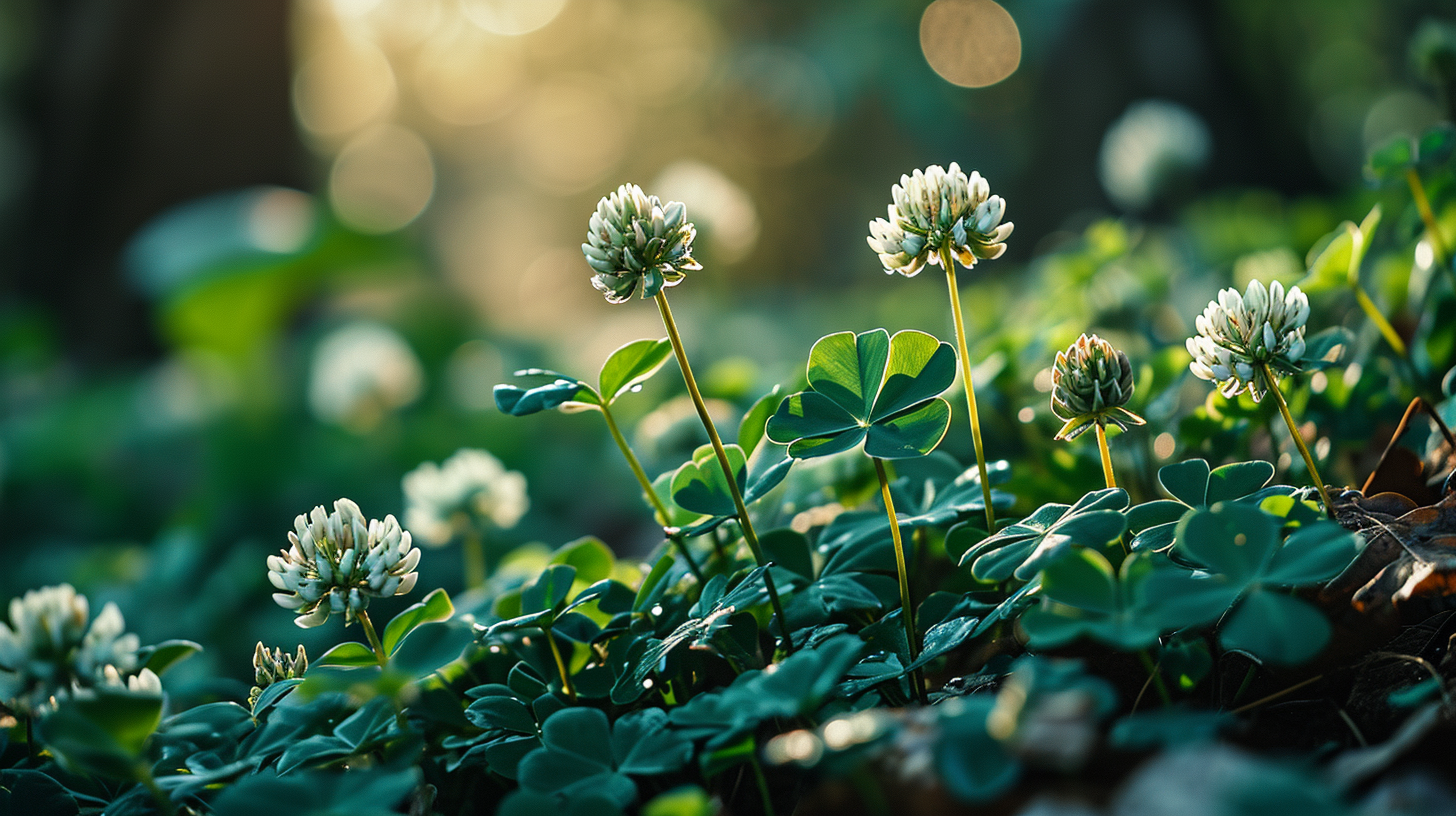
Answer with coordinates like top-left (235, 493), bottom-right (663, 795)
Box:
top-left (7, 0), bottom-right (304, 362)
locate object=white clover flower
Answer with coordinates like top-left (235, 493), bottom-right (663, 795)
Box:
top-left (402, 448), bottom-right (528, 546)
top-left (867, 163), bottom-right (1013, 277)
top-left (1186, 280), bottom-right (1310, 403)
top-left (1050, 334), bottom-right (1146, 441)
top-left (308, 322), bottom-right (424, 430)
top-left (0, 585), bottom-right (142, 713)
top-left (582, 183), bottom-right (701, 304)
top-left (267, 499), bottom-right (420, 628)
top-left (1098, 100), bottom-right (1211, 212)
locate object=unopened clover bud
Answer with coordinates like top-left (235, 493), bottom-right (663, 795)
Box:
top-left (249, 643), bottom-right (308, 707)
top-left (582, 183), bottom-right (701, 304)
top-left (267, 499), bottom-right (420, 629)
top-left (1186, 279), bottom-right (1309, 403)
top-left (867, 163), bottom-right (1013, 277)
top-left (1050, 334), bottom-right (1146, 441)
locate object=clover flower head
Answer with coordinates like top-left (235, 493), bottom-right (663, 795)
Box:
top-left (1186, 280), bottom-right (1310, 403)
top-left (0, 584), bottom-right (143, 713)
top-left (268, 498), bottom-right (420, 628)
top-left (403, 448), bottom-right (528, 546)
top-left (308, 322), bottom-right (423, 430)
top-left (867, 162), bottom-right (1013, 277)
top-left (582, 183), bottom-right (701, 304)
top-left (1050, 334), bottom-right (1146, 441)
top-left (249, 642), bottom-right (307, 707)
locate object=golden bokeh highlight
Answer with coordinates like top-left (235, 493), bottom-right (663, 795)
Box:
top-left (329, 123), bottom-right (435, 233)
top-left (291, 19), bottom-right (396, 138)
top-left (461, 0), bottom-right (569, 36)
top-left (920, 0), bottom-right (1021, 88)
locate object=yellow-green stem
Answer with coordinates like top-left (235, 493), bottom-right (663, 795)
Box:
top-left (874, 457), bottom-right (926, 705)
top-left (1261, 364), bottom-right (1334, 513)
top-left (356, 609), bottom-right (388, 667)
top-left (544, 628), bottom-right (577, 702)
top-left (1094, 421), bottom-right (1117, 489)
top-left (1407, 169), bottom-right (1453, 285)
top-left (461, 524), bottom-right (486, 590)
top-left (749, 739), bottom-right (778, 816)
top-left (1352, 284), bottom-right (1409, 358)
top-left (601, 402), bottom-right (705, 582)
top-left (1138, 650), bottom-right (1171, 707)
top-left (940, 247), bottom-right (997, 533)
top-left (653, 291), bottom-right (793, 651)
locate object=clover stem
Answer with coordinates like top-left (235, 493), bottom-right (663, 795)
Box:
top-left (461, 524), bottom-right (486, 590)
top-left (543, 628), bottom-right (577, 702)
top-left (356, 610), bottom-right (388, 667)
top-left (1138, 650), bottom-right (1172, 707)
top-left (1406, 168), bottom-right (1455, 288)
top-left (940, 247), bottom-right (997, 533)
top-left (601, 402), bottom-right (706, 582)
top-left (654, 291), bottom-right (793, 651)
top-left (1350, 283), bottom-right (1409, 359)
top-left (1094, 422), bottom-right (1117, 489)
top-left (749, 740), bottom-right (778, 816)
top-left (1260, 364), bottom-right (1334, 513)
top-left (873, 457), bottom-right (927, 705)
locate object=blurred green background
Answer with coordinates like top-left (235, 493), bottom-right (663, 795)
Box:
top-left (0, 0), bottom-right (1453, 700)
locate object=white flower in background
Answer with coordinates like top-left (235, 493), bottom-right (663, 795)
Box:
top-left (403, 449), bottom-right (528, 546)
top-left (1187, 280), bottom-right (1310, 403)
top-left (267, 499), bottom-right (420, 628)
top-left (308, 321), bottom-right (423, 429)
top-left (0, 584), bottom-right (143, 713)
top-left (867, 163), bottom-right (1013, 277)
top-left (1098, 100), bottom-right (1211, 212)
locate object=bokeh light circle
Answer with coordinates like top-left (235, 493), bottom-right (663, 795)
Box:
top-left (919, 0), bottom-right (1021, 88)
top-left (329, 123), bottom-right (436, 233)
top-left (461, 0), bottom-right (568, 36)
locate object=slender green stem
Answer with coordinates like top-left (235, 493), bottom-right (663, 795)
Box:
top-left (601, 402), bottom-right (705, 582)
top-left (1094, 422), bottom-right (1117, 489)
top-left (1407, 168), bottom-right (1455, 288)
top-left (873, 457), bottom-right (926, 705)
top-left (1261, 364), bottom-right (1334, 513)
top-left (748, 741), bottom-right (778, 816)
top-left (1231, 664), bottom-right (1258, 707)
top-left (1230, 673), bottom-right (1322, 715)
top-left (356, 609), bottom-right (388, 667)
top-left (601, 402), bottom-right (670, 523)
top-left (654, 291), bottom-right (793, 652)
top-left (940, 247), bottom-right (996, 533)
top-left (461, 524), bottom-right (486, 590)
top-left (544, 628), bottom-right (577, 702)
top-left (1138, 650), bottom-right (1171, 707)
top-left (1351, 284), bottom-right (1409, 358)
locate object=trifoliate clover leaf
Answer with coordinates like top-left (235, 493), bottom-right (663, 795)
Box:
top-left (1020, 550), bottom-right (1205, 651)
top-left (959, 488), bottom-right (1129, 582)
top-left (516, 708), bottom-right (692, 810)
top-left (669, 442), bottom-right (793, 522)
top-left (1365, 123), bottom-right (1456, 185)
top-left (1173, 502), bottom-right (1364, 664)
top-left (766, 329), bottom-right (956, 460)
top-left (1127, 458), bottom-right (1293, 553)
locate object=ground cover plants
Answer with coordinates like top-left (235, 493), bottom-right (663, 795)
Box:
top-left (8, 107), bottom-right (1456, 816)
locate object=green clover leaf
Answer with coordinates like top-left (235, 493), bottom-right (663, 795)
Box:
top-left (766, 329), bottom-right (956, 460)
top-left (1127, 458), bottom-right (1292, 553)
top-left (959, 488), bottom-right (1129, 582)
